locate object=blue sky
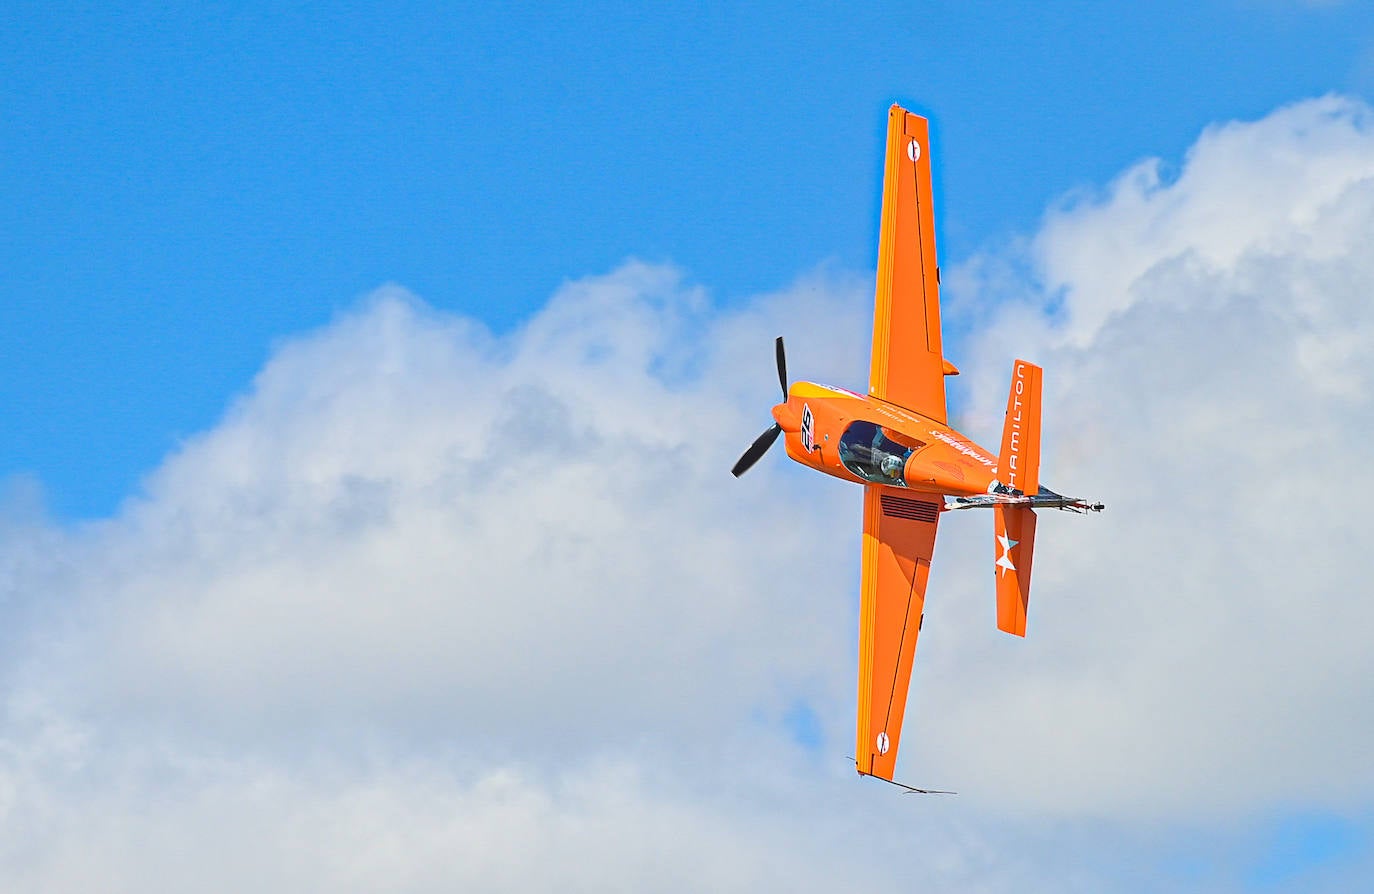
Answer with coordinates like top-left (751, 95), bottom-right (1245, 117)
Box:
top-left (4, 4), bottom-right (1374, 891)
top-left (6, 0), bottom-right (1374, 518)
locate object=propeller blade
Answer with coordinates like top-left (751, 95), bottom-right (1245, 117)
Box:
top-left (731, 423), bottom-right (782, 477)
top-left (775, 336), bottom-right (788, 398)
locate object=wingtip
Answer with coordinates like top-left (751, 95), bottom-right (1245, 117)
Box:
top-left (857, 769), bottom-right (957, 796)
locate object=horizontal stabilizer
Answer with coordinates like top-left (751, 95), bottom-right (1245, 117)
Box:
top-left (945, 491), bottom-right (1103, 512)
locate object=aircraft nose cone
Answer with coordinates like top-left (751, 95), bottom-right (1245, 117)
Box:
top-left (772, 402), bottom-right (799, 431)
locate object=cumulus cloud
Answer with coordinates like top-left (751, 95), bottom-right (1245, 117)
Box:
top-left (10, 263), bottom-right (878, 760)
top-left (924, 95), bottom-right (1374, 819)
top-left (3, 95), bottom-right (1374, 888)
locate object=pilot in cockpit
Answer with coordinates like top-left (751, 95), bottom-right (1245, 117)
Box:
top-left (839, 421), bottom-right (911, 484)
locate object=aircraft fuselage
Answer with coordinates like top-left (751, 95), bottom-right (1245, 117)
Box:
top-left (771, 381), bottom-right (1000, 499)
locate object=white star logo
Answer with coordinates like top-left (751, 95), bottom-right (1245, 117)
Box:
top-left (996, 531), bottom-right (1019, 577)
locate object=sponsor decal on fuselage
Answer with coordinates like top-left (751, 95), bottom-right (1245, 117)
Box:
top-left (928, 429), bottom-right (997, 469)
top-left (816, 383), bottom-right (866, 400)
top-left (800, 404), bottom-right (816, 451)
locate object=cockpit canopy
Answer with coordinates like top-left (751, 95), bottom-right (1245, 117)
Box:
top-left (838, 420), bottom-right (917, 485)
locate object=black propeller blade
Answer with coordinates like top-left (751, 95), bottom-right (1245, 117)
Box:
top-left (731, 423), bottom-right (782, 478)
top-left (732, 337), bottom-right (790, 478)
top-left (775, 336), bottom-right (787, 398)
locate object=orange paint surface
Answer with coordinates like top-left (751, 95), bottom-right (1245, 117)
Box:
top-left (739, 105), bottom-right (1101, 789)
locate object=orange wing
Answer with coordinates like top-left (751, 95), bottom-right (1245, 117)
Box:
top-left (855, 485), bottom-right (940, 780)
top-left (868, 105), bottom-right (950, 422)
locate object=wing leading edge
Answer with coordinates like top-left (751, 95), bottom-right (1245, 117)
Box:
top-left (868, 105), bottom-right (950, 422)
top-left (855, 485), bottom-right (940, 781)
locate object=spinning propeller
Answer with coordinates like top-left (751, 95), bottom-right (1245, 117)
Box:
top-left (731, 337), bottom-right (789, 477)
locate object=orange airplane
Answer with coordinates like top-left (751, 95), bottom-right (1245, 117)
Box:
top-left (732, 105), bottom-right (1103, 793)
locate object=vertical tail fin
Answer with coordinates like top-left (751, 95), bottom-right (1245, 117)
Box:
top-left (993, 360), bottom-right (1043, 637)
top-left (995, 360), bottom-right (1042, 496)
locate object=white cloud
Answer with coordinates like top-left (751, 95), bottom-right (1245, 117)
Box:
top-left (4, 95), bottom-right (1374, 888)
top-left (923, 95), bottom-right (1374, 819)
top-left (18, 265), bottom-right (875, 763)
